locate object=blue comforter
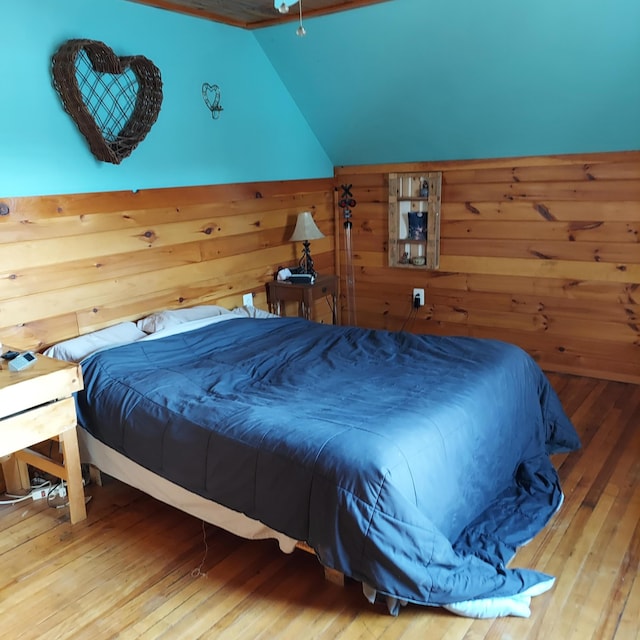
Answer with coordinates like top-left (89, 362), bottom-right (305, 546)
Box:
top-left (75, 317), bottom-right (580, 609)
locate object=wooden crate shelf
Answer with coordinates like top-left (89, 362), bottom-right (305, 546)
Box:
top-left (388, 171), bottom-right (442, 270)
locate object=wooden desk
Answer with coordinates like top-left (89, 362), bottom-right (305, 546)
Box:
top-left (267, 274), bottom-right (338, 324)
top-left (0, 349), bottom-right (86, 524)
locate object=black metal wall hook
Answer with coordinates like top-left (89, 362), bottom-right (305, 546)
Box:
top-left (202, 83), bottom-right (223, 119)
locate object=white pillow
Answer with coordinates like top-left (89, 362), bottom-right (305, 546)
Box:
top-left (444, 594), bottom-right (532, 618)
top-left (136, 305), bottom-right (231, 333)
top-left (231, 305), bottom-right (280, 319)
top-left (43, 322), bottom-right (147, 362)
top-left (443, 579), bottom-right (555, 618)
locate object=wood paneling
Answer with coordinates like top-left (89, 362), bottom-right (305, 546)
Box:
top-left (0, 179), bottom-right (335, 350)
top-left (335, 151), bottom-right (640, 383)
top-left (2, 150), bottom-right (638, 384)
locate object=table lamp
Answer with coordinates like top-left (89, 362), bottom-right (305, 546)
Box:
top-left (289, 211), bottom-right (324, 277)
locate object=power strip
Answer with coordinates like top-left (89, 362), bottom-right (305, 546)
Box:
top-left (31, 487), bottom-right (49, 500)
top-left (31, 483), bottom-right (67, 501)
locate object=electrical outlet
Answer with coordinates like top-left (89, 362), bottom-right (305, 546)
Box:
top-left (242, 293), bottom-right (254, 306)
top-left (412, 288), bottom-right (425, 307)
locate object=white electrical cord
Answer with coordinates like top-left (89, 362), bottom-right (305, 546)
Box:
top-left (1, 477), bottom-right (90, 510)
top-left (0, 480), bottom-right (52, 506)
top-left (191, 521), bottom-right (209, 578)
top-left (0, 494), bottom-right (32, 505)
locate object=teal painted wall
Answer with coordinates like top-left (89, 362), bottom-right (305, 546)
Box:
top-left (4, 0), bottom-right (638, 197)
top-left (0, 0), bottom-right (332, 197)
top-left (256, 0), bottom-right (640, 165)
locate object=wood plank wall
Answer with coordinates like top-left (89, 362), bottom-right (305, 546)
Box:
top-left (335, 151), bottom-right (640, 384)
top-left (1, 150), bottom-right (638, 382)
top-left (0, 178), bottom-right (335, 352)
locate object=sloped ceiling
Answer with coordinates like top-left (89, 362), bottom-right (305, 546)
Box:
top-left (126, 0), bottom-right (391, 28)
top-left (254, 0), bottom-right (640, 166)
top-left (131, 0), bottom-right (640, 167)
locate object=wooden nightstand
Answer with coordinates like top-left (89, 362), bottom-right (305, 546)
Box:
top-left (267, 274), bottom-right (338, 324)
top-left (0, 349), bottom-right (86, 524)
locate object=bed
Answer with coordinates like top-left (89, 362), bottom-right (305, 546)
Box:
top-left (63, 307), bottom-right (580, 618)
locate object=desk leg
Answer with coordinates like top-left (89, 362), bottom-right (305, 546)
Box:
top-left (59, 428), bottom-right (87, 524)
top-left (269, 300), bottom-right (282, 317)
top-left (302, 289), bottom-right (312, 320)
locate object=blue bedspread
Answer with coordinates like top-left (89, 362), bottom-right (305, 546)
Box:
top-left (75, 317), bottom-right (580, 609)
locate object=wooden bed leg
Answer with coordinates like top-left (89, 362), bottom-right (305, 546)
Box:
top-left (89, 464), bottom-right (103, 486)
top-left (324, 567), bottom-right (345, 586)
top-left (296, 541), bottom-right (345, 586)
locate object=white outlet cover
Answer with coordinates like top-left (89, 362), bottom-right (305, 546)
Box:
top-left (242, 293), bottom-right (253, 306)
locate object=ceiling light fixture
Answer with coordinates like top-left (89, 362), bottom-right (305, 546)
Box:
top-left (275, 0), bottom-right (297, 13)
top-left (273, 1), bottom-right (306, 37)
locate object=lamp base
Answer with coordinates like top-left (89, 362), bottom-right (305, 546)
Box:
top-left (298, 241), bottom-right (318, 278)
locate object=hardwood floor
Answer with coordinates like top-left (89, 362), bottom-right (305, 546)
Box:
top-left (1, 374), bottom-right (638, 639)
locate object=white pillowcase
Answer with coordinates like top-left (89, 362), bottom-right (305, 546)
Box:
top-left (231, 305), bottom-right (280, 319)
top-left (43, 322), bottom-right (147, 362)
top-left (443, 579), bottom-right (556, 618)
top-left (136, 305), bottom-right (231, 333)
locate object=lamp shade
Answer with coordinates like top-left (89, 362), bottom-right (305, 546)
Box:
top-left (289, 211), bottom-right (325, 242)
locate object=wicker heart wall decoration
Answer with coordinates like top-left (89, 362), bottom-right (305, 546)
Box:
top-left (51, 39), bottom-right (163, 164)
